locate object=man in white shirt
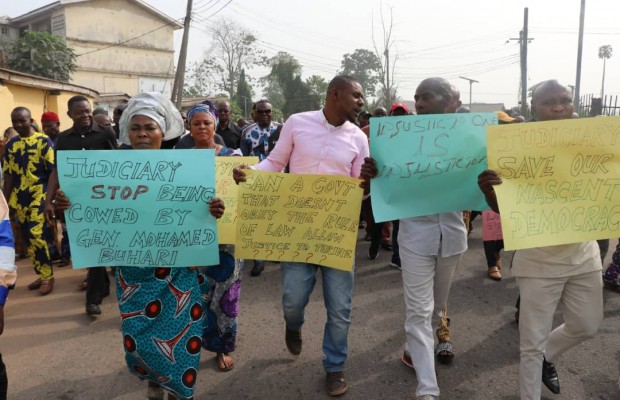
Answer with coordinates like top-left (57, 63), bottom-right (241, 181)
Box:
top-left (361, 77), bottom-right (467, 400)
top-left (478, 80), bottom-right (603, 399)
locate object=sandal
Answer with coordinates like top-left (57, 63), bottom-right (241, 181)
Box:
top-left (487, 266), bottom-right (502, 281)
top-left (435, 341), bottom-right (454, 365)
top-left (216, 352), bottom-right (234, 372)
top-left (401, 350), bottom-right (414, 369)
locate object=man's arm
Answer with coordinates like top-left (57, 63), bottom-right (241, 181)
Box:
top-left (44, 169), bottom-right (59, 224)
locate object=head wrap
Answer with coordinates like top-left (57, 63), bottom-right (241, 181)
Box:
top-left (186, 100), bottom-right (218, 124)
top-left (41, 111), bottom-right (60, 123)
top-left (119, 92), bottom-right (184, 146)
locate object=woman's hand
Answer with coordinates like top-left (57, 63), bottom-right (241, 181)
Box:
top-left (232, 165), bottom-right (249, 184)
top-left (209, 197), bottom-right (225, 219)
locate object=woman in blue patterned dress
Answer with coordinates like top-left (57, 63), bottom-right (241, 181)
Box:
top-left (186, 101), bottom-right (244, 372)
top-left (54, 93), bottom-right (225, 400)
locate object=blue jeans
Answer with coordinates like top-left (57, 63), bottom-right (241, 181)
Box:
top-left (281, 262), bottom-right (354, 372)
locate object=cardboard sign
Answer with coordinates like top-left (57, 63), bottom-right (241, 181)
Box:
top-left (369, 113), bottom-right (495, 222)
top-left (57, 149), bottom-right (219, 268)
top-left (235, 170), bottom-right (363, 271)
top-left (487, 116), bottom-right (620, 250)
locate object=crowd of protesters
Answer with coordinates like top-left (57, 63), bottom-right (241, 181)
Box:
top-left (0, 73), bottom-right (618, 400)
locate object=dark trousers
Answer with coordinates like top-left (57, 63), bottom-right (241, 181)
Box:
top-left (0, 353), bottom-right (7, 400)
top-left (86, 267), bottom-right (110, 305)
top-left (483, 240), bottom-right (504, 268)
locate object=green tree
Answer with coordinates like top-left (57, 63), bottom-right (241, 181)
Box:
top-left (305, 75), bottom-right (328, 109)
top-left (208, 18), bottom-right (265, 99)
top-left (340, 49), bottom-right (381, 97)
top-left (599, 44), bottom-right (613, 98)
top-left (264, 52), bottom-right (314, 117)
top-left (233, 69), bottom-right (253, 117)
top-left (7, 31), bottom-right (77, 81)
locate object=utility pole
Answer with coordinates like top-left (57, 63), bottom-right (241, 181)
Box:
top-left (574, 0), bottom-right (586, 111)
top-left (459, 76), bottom-right (479, 110)
top-left (171, 0), bottom-right (193, 109)
top-left (510, 8), bottom-right (533, 117)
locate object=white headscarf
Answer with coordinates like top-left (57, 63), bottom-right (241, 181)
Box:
top-left (119, 92), bottom-right (184, 146)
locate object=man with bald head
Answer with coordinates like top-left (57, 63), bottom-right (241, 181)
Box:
top-left (216, 101), bottom-right (242, 149)
top-left (361, 77), bottom-right (466, 400)
top-left (478, 80), bottom-right (603, 399)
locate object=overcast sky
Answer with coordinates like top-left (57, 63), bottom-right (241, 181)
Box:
top-left (6, 0), bottom-right (620, 108)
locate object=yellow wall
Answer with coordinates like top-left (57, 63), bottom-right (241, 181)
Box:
top-left (0, 83), bottom-right (94, 133)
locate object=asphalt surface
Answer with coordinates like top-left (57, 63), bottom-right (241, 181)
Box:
top-left (3, 220), bottom-right (620, 400)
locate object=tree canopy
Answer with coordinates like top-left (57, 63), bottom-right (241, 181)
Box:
top-left (7, 31), bottom-right (77, 82)
top-left (340, 49), bottom-right (382, 97)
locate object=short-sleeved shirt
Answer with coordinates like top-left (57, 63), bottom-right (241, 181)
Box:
top-left (240, 122), bottom-right (282, 161)
top-left (2, 132), bottom-right (55, 209)
top-left (55, 122), bottom-right (117, 151)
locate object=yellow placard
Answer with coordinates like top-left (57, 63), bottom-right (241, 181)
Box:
top-left (487, 116), bottom-right (620, 250)
top-left (235, 170), bottom-right (363, 271)
top-left (216, 156), bottom-right (259, 244)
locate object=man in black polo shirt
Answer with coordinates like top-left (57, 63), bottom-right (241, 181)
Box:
top-left (44, 95), bottom-right (117, 316)
top-left (215, 101), bottom-right (242, 149)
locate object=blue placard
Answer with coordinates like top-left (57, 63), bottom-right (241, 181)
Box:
top-left (57, 149), bottom-right (219, 268)
top-left (369, 113), bottom-right (496, 222)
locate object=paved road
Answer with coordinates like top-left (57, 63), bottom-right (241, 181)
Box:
top-left (3, 221), bottom-right (619, 399)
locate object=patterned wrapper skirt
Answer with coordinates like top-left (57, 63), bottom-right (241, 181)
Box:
top-left (115, 266), bottom-right (204, 400)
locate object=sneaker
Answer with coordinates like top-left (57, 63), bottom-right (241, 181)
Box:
top-left (390, 256), bottom-right (401, 270)
top-left (368, 242), bottom-right (380, 260)
top-left (417, 395), bottom-right (438, 400)
top-left (326, 371), bottom-right (348, 396)
top-left (285, 328), bottom-right (302, 355)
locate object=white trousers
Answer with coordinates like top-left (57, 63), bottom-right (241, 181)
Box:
top-left (400, 245), bottom-right (463, 397)
top-left (517, 270), bottom-right (603, 400)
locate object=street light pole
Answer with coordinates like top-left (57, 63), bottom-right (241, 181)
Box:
top-left (459, 76), bottom-right (479, 110)
top-left (240, 96), bottom-right (248, 117)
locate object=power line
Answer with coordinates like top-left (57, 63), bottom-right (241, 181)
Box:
top-left (76, 19), bottom-right (182, 57)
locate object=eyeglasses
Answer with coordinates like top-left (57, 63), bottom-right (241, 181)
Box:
top-left (256, 109), bottom-right (272, 115)
top-left (217, 109), bottom-right (230, 113)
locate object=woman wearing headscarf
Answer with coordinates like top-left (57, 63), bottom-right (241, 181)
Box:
top-left (186, 101), bottom-right (243, 372)
top-left (54, 92), bottom-right (225, 400)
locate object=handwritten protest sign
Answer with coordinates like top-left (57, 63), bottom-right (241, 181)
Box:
top-left (216, 156), bottom-right (259, 244)
top-left (235, 170), bottom-right (363, 271)
top-left (487, 116), bottom-right (620, 250)
top-left (482, 210), bottom-right (503, 241)
top-left (369, 113), bottom-right (495, 222)
top-left (57, 150), bottom-right (219, 268)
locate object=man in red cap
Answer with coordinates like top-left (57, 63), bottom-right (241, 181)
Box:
top-left (390, 103), bottom-right (409, 116)
top-left (41, 112), bottom-right (61, 144)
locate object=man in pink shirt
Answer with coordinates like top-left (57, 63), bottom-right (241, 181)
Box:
top-left (233, 75), bottom-right (369, 397)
